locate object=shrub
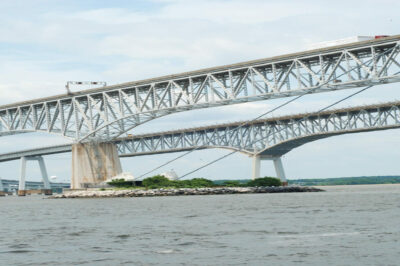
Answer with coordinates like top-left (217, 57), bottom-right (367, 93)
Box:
top-left (221, 180), bottom-right (243, 187)
top-left (187, 178), bottom-right (215, 188)
top-left (168, 180), bottom-right (186, 188)
top-left (142, 175), bottom-right (172, 188)
top-left (246, 177), bottom-right (282, 187)
top-left (107, 179), bottom-right (134, 187)
top-left (111, 175), bottom-right (217, 189)
top-left (141, 176), bottom-right (215, 188)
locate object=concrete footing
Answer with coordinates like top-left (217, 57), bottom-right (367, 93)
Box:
top-left (17, 189), bottom-right (53, 196)
top-left (71, 142), bottom-right (122, 189)
top-left (18, 190), bottom-right (27, 196)
top-left (41, 189), bottom-right (53, 195)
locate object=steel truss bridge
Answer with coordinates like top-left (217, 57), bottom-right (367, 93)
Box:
top-left (117, 101), bottom-right (400, 158)
top-left (2, 100), bottom-right (400, 174)
top-left (1, 36), bottom-right (400, 142)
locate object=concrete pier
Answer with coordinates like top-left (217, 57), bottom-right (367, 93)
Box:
top-left (252, 155), bottom-right (288, 186)
top-left (18, 156), bottom-right (51, 195)
top-left (71, 142), bottom-right (122, 189)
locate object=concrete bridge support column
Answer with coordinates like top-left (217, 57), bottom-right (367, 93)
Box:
top-left (0, 178), bottom-right (4, 196)
top-left (71, 142), bottom-right (122, 189)
top-left (272, 157), bottom-right (287, 186)
top-left (18, 156), bottom-right (27, 193)
top-left (38, 157), bottom-right (51, 189)
top-left (18, 156), bottom-right (51, 196)
top-left (252, 155), bottom-right (288, 186)
top-left (252, 155), bottom-right (261, 180)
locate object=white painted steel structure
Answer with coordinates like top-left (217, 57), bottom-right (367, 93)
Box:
top-left (115, 101), bottom-right (400, 157)
top-left (2, 100), bottom-right (400, 170)
top-left (1, 36), bottom-right (400, 142)
top-left (1, 100), bottom-right (400, 185)
top-left (0, 144), bottom-right (72, 162)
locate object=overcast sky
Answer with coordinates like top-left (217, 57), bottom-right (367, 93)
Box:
top-left (0, 0), bottom-right (399, 182)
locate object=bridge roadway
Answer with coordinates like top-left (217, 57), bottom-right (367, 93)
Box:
top-left (2, 100), bottom-right (400, 181)
top-left (0, 35), bottom-right (399, 142)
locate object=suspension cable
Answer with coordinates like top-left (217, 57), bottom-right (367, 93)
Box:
top-left (178, 84), bottom-right (375, 179)
top-left (136, 94), bottom-right (304, 179)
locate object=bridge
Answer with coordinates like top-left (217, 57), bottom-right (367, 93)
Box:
top-left (0, 178), bottom-right (69, 193)
top-left (1, 100), bottom-right (400, 186)
top-left (1, 35), bottom-right (400, 190)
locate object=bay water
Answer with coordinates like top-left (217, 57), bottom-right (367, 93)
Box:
top-left (1, 184), bottom-right (399, 265)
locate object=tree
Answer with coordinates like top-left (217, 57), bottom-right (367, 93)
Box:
top-left (142, 175), bottom-right (171, 188)
top-left (188, 178), bottom-right (215, 187)
top-left (222, 181), bottom-right (243, 187)
top-left (246, 177), bottom-right (281, 187)
top-left (107, 179), bottom-right (134, 187)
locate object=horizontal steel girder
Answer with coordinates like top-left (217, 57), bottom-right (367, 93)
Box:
top-left (0, 36), bottom-right (400, 142)
top-left (1, 100), bottom-right (400, 162)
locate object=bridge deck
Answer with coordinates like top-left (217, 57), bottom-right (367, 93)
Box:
top-left (0, 100), bottom-right (399, 162)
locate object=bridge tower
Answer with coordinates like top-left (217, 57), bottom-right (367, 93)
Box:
top-left (252, 155), bottom-right (287, 185)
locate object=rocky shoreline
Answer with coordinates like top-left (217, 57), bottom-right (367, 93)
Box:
top-left (50, 186), bottom-right (324, 198)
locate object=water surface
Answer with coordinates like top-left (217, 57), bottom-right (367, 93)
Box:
top-left (1, 184), bottom-right (400, 265)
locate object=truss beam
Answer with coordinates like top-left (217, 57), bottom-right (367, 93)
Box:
top-left (0, 37), bottom-right (399, 142)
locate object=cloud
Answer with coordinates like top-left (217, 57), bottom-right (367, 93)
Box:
top-left (69, 8), bottom-right (149, 25)
top-left (157, 0), bottom-right (320, 24)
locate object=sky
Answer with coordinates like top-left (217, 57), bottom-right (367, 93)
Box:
top-left (0, 0), bottom-right (399, 182)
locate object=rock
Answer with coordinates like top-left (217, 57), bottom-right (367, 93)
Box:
top-left (48, 186), bottom-right (324, 198)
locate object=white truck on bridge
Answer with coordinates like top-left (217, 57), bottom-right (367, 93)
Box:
top-left (308, 35), bottom-right (389, 50)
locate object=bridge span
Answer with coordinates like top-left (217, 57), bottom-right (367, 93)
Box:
top-left (1, 35), bottom-right (400, 189)
top-left (1, 35), bottom-right (399, 142)
top-left (2, 100), bottom-right (400, 187)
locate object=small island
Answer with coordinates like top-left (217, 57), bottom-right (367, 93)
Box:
top-left (50, 176), bottom-right (323, 198)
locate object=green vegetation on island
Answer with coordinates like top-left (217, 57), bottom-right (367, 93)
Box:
top-left (108, 175), bottom-right (282, 189)
top-left (142, 176), bottom-right (215, 189)
top-left (104, 175), bottom-right (400, 190)
top-left (215, 177), bottom-right (281, 187)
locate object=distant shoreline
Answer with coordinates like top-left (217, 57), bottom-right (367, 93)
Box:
top-left (50, 186), bottom-right (324, 199)
top-left (213, 176), bottom-right (400, 187)
top-left (313, 183), bottom-right (400, 187)
top-left (289, 176), bottom-right (400, 186)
